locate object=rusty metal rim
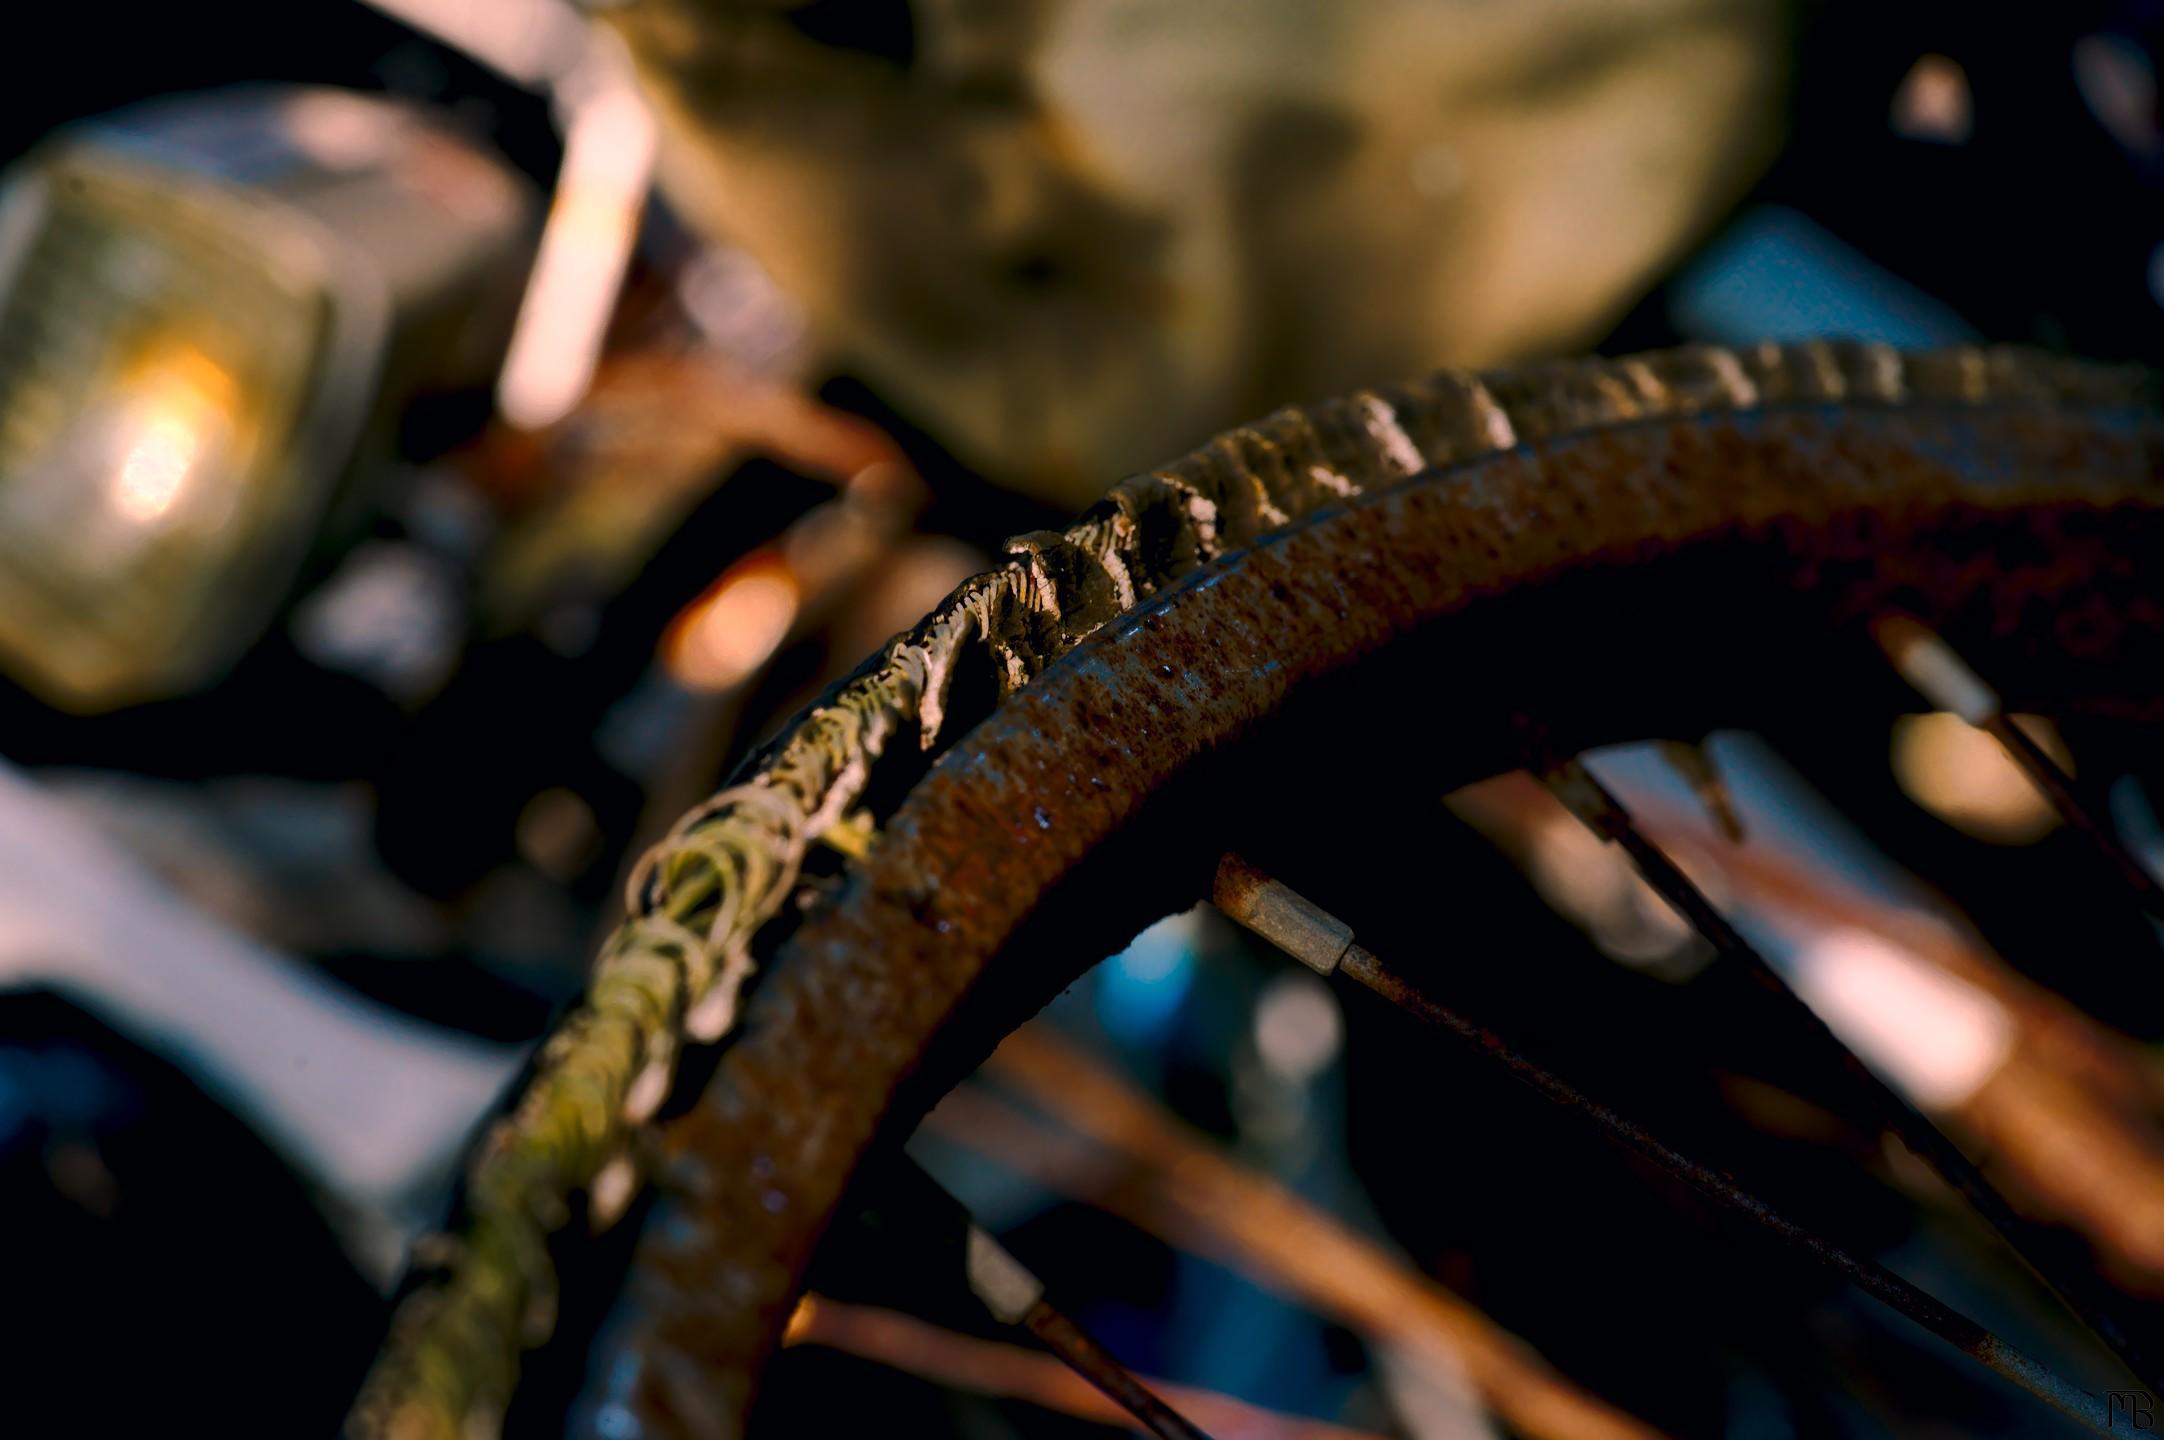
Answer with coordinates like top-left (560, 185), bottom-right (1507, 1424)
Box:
top-left (595, 402), bottom-right (2164, 1434)
top-left (354, 345), bottom-right (2158, 1440)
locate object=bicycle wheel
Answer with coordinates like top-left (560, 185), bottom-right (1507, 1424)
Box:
top-left (351, 340), bottom-right (2164, 1439)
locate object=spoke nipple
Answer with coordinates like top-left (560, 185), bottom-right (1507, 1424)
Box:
top-left (1212, 854), bottom-right (1353, 975)
top-left (965, 1224), bottom-right (1047, 1326)
top-left (1872, 613), bottom-right (2001, 724)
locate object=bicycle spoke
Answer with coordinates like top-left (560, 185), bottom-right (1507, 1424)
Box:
top-left (785, 1292), bottom-right (1382, 1438)
top-left (350, 343), bottom-right (2164, 1438)
top-left (946, 1035), bottom-right (1666, 1440)
top-left (1535, 756), bottom-right (2164, 1392)
top-left (1211, 856), bottom-right (2116, 1436)
top-left (1874, 614), bottom-right (2164, 917)
top-left (890, 1157), bottom-right (1215, 1440)
top-left (1018, 1302), bottom-right (1213, 1440)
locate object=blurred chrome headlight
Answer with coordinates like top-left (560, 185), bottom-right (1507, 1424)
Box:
top-left (0, 89), bottom-right (533, 711)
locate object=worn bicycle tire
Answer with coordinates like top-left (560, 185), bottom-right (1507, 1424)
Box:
top-left (351, 342), bottom-right (2164, 1440)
